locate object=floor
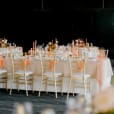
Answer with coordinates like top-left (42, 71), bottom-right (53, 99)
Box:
top-left (0, 90), bottom-right (67, 114)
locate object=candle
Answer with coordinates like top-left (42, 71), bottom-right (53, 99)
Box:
top-left (86, 38), bottom-right (87, 44)
top-left (33, 41), bottom-right (34, 49)
top-left (35, 40), bottom-right (37, 50)
top-left (34, 40), bottom-right (36, 55)
top-left (30, 48), bottom-right (33, 55)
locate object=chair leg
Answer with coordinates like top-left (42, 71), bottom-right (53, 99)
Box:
top-left (38, 90), bottom-right (41, 97)
top-left (26, 90), bottom-right (28, 96)
top-left (73, 91), bottom-right (75, 96)
top-left (17, 81), bottom-right (20, 93)
top-left (38, 80), bottom-right (42, 97)
top-left (10, 89), bottom-right (12, 95)
top-left (10, 83), bottom-right (12, 95)
top-left (67, 91), bottom-right (70, 100)
top-left (46, 79), bottom-right (48, 94)
top-left (61, 89), bottom-right (63, 96)
top-left (61, 80), bottom-right (63, 96)
top-left (84, 79), bottom-right (87, 97)
top-left (25, 80), bottom-right (28, 96)
top-left (6, 79), bottom-right (8, 91)
top-left (9, 79), bottom-right (13, 95)
top-left (72, 83), bottom-right (75, 96)
top-left (55, 81), bottom-right (58, 98)
top-left (55, 91), bottom-right (58, 98)
top-left (67, 79), bottom-right (72, 99)
top-left (32, 79), bottom-right (34, 93)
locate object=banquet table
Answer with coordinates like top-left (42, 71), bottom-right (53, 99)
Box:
top-left (0, 55), bottom-right (112, 95)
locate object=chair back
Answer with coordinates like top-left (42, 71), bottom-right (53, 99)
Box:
top-left (68, 56), bottom-right (86, 79)
top-left (40, 53), bottom-right (59, 80)
top-left (10, 54), bottom-right (31, 80)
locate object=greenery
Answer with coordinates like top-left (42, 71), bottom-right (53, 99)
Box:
top-left (111, 76), bottom-right (114, 85)
top-left (97, 110), bottom-right (114, 114)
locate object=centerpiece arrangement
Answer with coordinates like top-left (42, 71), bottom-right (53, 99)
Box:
top-left (0, 38), bottom-right (8, 47)
top-left (0, 38), bottom-right (13, 48)
top-left (75, 38), bottom-right (86, 47)
top-left (47, 38), bottom-right (58, 51)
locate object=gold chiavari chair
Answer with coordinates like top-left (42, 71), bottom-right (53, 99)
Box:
top-left (10, 55), bottom-right (34, 96)
top-left (38, 53), bottom-right (63, 98)
top-left (0, 56), bottom-right (8, 91)
top-left (67, 56), bottom-right (90, 99)
top-left (38, 53), bottom-right (48, 97)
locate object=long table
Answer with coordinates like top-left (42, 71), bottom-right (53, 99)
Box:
top-left (0, 56), bottom-right (113, 95)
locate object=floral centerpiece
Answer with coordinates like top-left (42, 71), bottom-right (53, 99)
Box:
top-left (92, 87), bottom-right (114, 114)
top-left (47, 39), bottom-right (58, 51)
top-left (0, 38), bottom-right (9, 48)
top-left (75, 38), bottom-right (85, 47)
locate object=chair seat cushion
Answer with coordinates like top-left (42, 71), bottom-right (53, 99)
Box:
top-left (44, 72), bottom-right (62, 80)
top-left (0, 69), bottom-right (7, 75)
top-left (44, 71), bottom-right (62, 77)
top-left (15, 70), bottom-right (33, 76)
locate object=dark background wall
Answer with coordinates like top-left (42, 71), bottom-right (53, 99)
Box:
top-left (0, 0), bottom-right (114, 58)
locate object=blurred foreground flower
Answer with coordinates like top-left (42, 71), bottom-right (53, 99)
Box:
top-left (92, 87), bottom-right (114, 114)
top-left (41, 108), bottom-right (56, 114)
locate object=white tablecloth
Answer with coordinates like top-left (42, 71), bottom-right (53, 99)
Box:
top-left (0, 56), bottom-right (113, 95)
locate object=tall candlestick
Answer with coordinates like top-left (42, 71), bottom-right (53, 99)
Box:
top-left (33, 41), bottom-right (35, 50)
top-left (86, 38), bottom-right (87, 44)
top-left (35, 40), bottom-right (37, 50)
top-left (34, 40), bottom-right (37, 55)
top-left (30, 48), bottom-right (33, 55)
